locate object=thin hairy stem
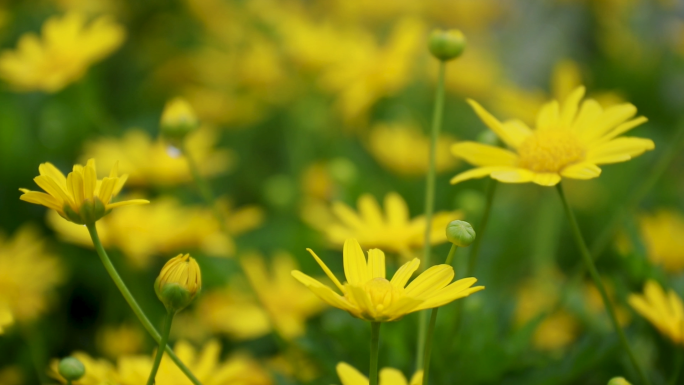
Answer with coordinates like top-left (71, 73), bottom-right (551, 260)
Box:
top-left (370, 322), bottom-right (382, 385)
top-left (146, 311), bottom-right (175, 385)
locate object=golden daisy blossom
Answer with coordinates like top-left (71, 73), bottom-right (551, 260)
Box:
top-left (336, 362), bottom-right (422, 385)
top-left (450, 86), bottom-right (654, 186)
top-left (291, 239), bottom-right (484, 322)
top-left (305, 192), bottom-right (462, 261)
top-left (638, 210), bottom-right (684, 273)
top-left (628, 280), bottom-right (684, 345)
top-left (20, 159), bottom-right (149, 225)
top-left (0, 12), bottom-right (125, 93)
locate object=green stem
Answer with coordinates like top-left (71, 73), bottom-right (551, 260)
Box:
top-left (369, 322), bottom-right (382, 385)
top-left (422, 244), bottom-right (458, 385)
top-left (86, 224), bottom-right (203, 385)
top-left (556, 184), bottom-right (650, 385)
top-left (417, 59), bottom-right (447, 371)
top-left (146, 311), bottom-right (175, 385)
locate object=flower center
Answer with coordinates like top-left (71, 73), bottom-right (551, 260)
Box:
top-left (363, 277), bottom-right (403, 312)
top-left (517, 130), bottom-right (585, 172)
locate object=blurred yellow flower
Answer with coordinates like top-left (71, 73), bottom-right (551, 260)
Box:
top-left (20, 159), bottom-right (149, 225)
top-left (515, 271), bottom-right (579, 351)
top-left (367, 123), bottom-right (458, 176)
top-left (637, 210), bottom-right (684, 273)
top-left (47, 196), bottom-right (263, 267)
top-left (628, 280), bottom-right (684, 345)
top-left (320, 18), bottom-right (425, 123)
top-left (0, 12), bottom-right (124, 92)
top-left (306, 192), bottom-right (461, 261)
top-left (451, 86), bottom-right (653, 186)
top-left (336, 362), bottom-right (422, 385)
top-left (292, 239), bottom-right (483, 322)
top-left (81, 128), bottom-right (233, 186)
top-left (241, 252), bottom-right (327, 339)
top-left (161, 98), bottom-right (198, 129)
top-left (50, 340), bottom-right (272, 385)
top-left (584, 281), bottom-right (631, 327)
top-left (0, 225), bottom-right (64, 322)
top-left (96, 324), bottom-right (144, 358)
top-left (0, 305), bottom-right (12, 334)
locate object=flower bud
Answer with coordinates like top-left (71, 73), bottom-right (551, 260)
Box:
top-left (428, 29), bottom-right (466, 61)
top-left (155, 254), bottom-right (201, 313)
top-left (446, 220), bottom-right (476, 247)
top-left (607, 378), bottom-right (631, 385)
top-left (63, 197), bottom-right (107, 225)
top-left (160, 98), bottom-right (198, 144)
top-left (58, 357), bottom-right (85, 381)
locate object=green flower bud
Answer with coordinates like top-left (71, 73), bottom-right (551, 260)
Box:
top-left (155, 254), bottom-right (202, 313)
top-left (63, 197), bottom-right (108, 225)
top-left (446, 220), bottom-right (476, 247)
top-left (607, 377), bottom-right (631, 385)
top-left (160, 97), bottom-right (198, 145)
top-left (58, 357), bottom-right (85, 381)
top-left (428, 29), bottom-right (466, 61)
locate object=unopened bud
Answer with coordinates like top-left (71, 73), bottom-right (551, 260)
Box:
top-left (446, 220), bottom-right (476, 247)
top-left (607, 378), bottom-right (631, 385)
top-left (58, 357), bottom-right (85, 381)
top-left (155, 254), bottom-right (202, 313)
top-left (428, 29), bottom-right (466, 61)
top-left (160, 98), bottom-right (198, 144)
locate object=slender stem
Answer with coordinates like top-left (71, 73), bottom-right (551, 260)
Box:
top-left (146, 311), bottom-right (175, 385)
top-left (556, 184), bottom-right (650, 385)
top-left (369, 322), bottom-right (382, 385)
top-left (422, 244), bottom-right (458, 385)
top-left (416, 59), bottom-right (447, 370)
top-left (86, 224), bottom-right (203, 385)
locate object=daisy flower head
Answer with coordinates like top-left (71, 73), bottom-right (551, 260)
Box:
top-left (291, 239), bottom-right (484, 322)
top-left (20, 159), bottom-right (149, 225)
top-left (451, 86), bottom-right (654, 186)
top-left (628, 280), bottom-right (684, 345)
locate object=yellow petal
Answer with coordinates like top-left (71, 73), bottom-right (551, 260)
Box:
top-left (451, 142), bottom-right (518, 167)
top-left (358, 194), bottom-right (383, 227)
top-left (531, 172), bottom-right (561, 186)
top-left (450, 166), bottom-right (517, 185)
top-left (34, 175), bottom-right (71, 205)
top-left (19, 190), bottom-right (62, 211)
top-left (415, 278), bottom-right (483, 310)
top-left (98, 177), bottom-right (117, 205)
top-left (593, 116), bottom-right (648, 145)
top-left (390, 258), bottom-right (420, 289)
top-left (501, 119), bottom-right (533, 147)
top-left (560, 163), bottom-right (602, 180)
top-left (572, 99), bottom-right (602, 133)
top-left (466, 99), bottom-right (528, 148)
top-left (385, 192), bottom-right (409, 227)
top-left (367, 249), bottom-right (385, 279)
top-left (68, 171), bottom-right (85, 208)
top-left (379, 368), bottom-right (408, 385)
top-left (337, 362), bottom-right (368, 385)
top-left (344, 239), bottom-right (370, 285)
top-left (536, 100), bottom-right (560, 130)
top-left (585, 137), bottom-right (655, 165)
top-left (405, 265), bottom-right (454, 299)
top-left (579, 103), bottom-right (637, 143)
top-left (106, 199), bottom-right (150, 209)
top-left (38, 162), bottom-right (67, 187)
top-left (306, 248), bottom-right (345, 293)
top-left (490, 168), bottom-right (535, 183)
top-left (292, 271), bottom-right (352, 311)
top-left (348, 284), bottom-right (375, 319)
top-left (332, 202), bottom-right (365, 230)
top-left (112, 174), bottom-right (129, 196)
top-left (84, 159), bottom-right (97, 200)
top-left (384, 296), bottom-right (423, 320)
top-left (409, 371), bottom-right (424, 385)
top-left (559, 86), bottom-right (586, 127)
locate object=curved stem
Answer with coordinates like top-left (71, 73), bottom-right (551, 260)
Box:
top-left (422, 244), bottom-right (458, 385)
top-left (417, 59), bottom-right (447, 370)
top-left (86, 224), bottom-right (203, 385)
top-left (556, 184), bottom-right (650, 385)
top-left (369, 322), bottom-right (382, 385)
top-left (146, 311), bottom-right (175, 385)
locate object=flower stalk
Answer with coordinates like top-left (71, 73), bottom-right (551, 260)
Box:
top-left (86, 224), bottom-right (203, 385)
top-left (369, 322), bottom-right (381, 385)
top-left (417, 57), bottom-right (447, 371)
top-left (146, 310), bottom-right (175, 385)
top-left (556, 183), bottom-right (650, 385)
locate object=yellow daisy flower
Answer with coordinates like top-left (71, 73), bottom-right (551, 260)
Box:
top-left (628, 280), bottom-right (684, 345)
top-left (20, 159), bottom-right (149, 225)
top-left (450, 86), bottom-right (654, 186)
top-left (306, 192), bottom-right (461, 261)
top-left (336, 362), bottom-right (422, 385)
top-left (291, 239), bottom-right (484, 322)
top-left (638, 209), bottom-right (684, 273)
top-left (0, 13), bottom-right (125, 93)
